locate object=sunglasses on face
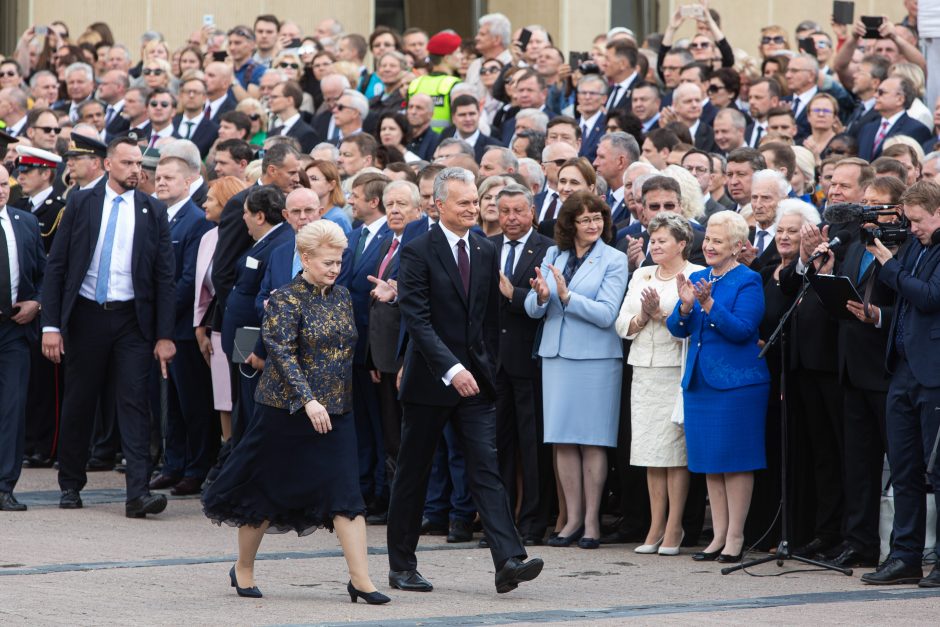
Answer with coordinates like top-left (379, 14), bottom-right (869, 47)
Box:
top-left (248, 113), bottom-right (261, 120)
top-left (480, 66), bottom-right (502, 75)
top-left (542, 158), bottom-right (568, 167)
top-left (646, 202), bottom-right (677, 211)
top-left (689, 42), bottom-right (712, 50)
top-left (0, 71), bottom-right (18, 78)
top-left (815, 40), bottom-right (830, 49)
top-left (278, 62), bottom-right (300, 69)
top-left (706, 85), bottom-right (725, 94)
top-left (149, 100), bottom-right (172, 108)
top-left (333, 103), bottom-right (353, 112)
top-left (761, 36), bottom-right (786, 45)
top-left (143, 68), bottom-right (165, 76)
top-left (33, 125), bottom-right (60, 134)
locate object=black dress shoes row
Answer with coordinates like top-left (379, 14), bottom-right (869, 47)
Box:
top-left (149, 473), bottom-right (181, 490)
top-left (692, 546), bottom-right (724, 562)
top-left (388, 569), bottom-right (433, 592)
top-left (827, 545), bottom-right (879, 568)
top-left (494, 557), bottom-right (544, 594)
top-left (0, 491), bottom-right (26, 511)
top-left (860, 558), bottom-right (923, 585)
top-left (126, 494), bottom-right (168, 518)
top-left (59, 489), bottom-right (82, 509)
top-left (420, 518), bottom-right (448, 536)
top-left (447, 519), bottom-right (473, 543)
top-left (170, 477), bottom-right (203, 496)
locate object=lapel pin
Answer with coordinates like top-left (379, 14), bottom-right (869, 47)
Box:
top-left (14, 214), bottom-right (20, 220)
top-left (45, 199), bottom-right (53, 205)
top-left (527, 249), bottom-right (533, 254)
top-left (142, 208), bottom-right (148, 214)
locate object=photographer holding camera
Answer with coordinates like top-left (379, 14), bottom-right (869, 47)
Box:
top-left (859, 180), bottom-right (940, 587)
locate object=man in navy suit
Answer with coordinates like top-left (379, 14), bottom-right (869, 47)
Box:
top-left (574, 74), bottom-right (609, 163)
top-left (495, 69), bottom-right (555, 145)
top-left (857, 76), bottom-right (932, 162)
top-left (40, 137), bottom-right (176, 517)
top-left (603, 40), bottom-right (644, 114)
top-left (843, 55), bottom-right (888, 136)
top-left (0, 167), bottom-right (45, 511)
top-left (860, 180), bottom-right (940, 587)
top-left (172, 76), bottom-right (219, 160)
top-left (146, 156), bottom-right (216, 496)
top-left (593, 131), bottom-right (639, 225)
top-left (439, 95), bottom-right (503, 162)
top-left (204, 62), bottom-right (238, 123)
top-left (268, 81), bottom-right (321, 153)
top-left (220, 186), bottom-right (293, 443)
top-left (337, 172), bottom-right (392, 516)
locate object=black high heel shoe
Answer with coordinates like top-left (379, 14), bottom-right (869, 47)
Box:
top-left (546, 525), bottom-right (585, 547)
top-left (692, 546), bottom-right (725, 562)
top-left (229, 565), bottom-right (262, 598)
top-left (716, 550), bottom-right (744, 563)
top-left (348, 581), bottom-right (391, 604)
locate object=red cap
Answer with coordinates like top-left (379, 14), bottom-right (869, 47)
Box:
top-left (427, 30), bottom-right (462, 56)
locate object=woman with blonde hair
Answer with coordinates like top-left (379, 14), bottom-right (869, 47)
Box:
top-left (236, 98), bottom-right (267, 145)
top-left (662, 164), bottom-right (705, 225)
top-left (759, 26), bottom-right (789, 60)
top-left (274, 51), bottom-right (316, 114)
top-left (141, 57), bottom-right (173, 92)
top-left (477, 175), bottom-right (514, 237)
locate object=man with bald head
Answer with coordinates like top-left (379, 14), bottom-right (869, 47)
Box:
top-left (405, 93), bottom-right (440, 161)
top-left (205, 62), bottom-right (237, 123)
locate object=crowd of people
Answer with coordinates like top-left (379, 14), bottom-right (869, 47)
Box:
top-left (1, 0), bottom-right (939, 601)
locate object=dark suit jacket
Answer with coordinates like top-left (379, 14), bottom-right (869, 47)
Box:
top-left (844, 103), bottom-right (879, 137)
top-left (693, 121), bottom-right (718, 153)
top-left (364, 91), bottom-right (406, 135)
top-left (106, 110), bottom-right (130, 137)
top-left (440, 126), bottom-right (505, 163)
top-left (857, 113), bottom-right (933, 162)
top-left (4, 208), bottom-right (45, 341)
top-left (220, 222), bottom-right (293, 356)
top-left (498, 106), bottom-right (557, 146)
top-left (312, 111), bottom-right (332, 142)
top-left (168, 200), bottom-right (214, 340)
top-left (779, 259), bottom-right (839, 373)
top-left (252, 234), bottom-right (296, 359)
top-left (272, 117), bottom-right (321, 153)
top-left (747, 226), bottom-right (781, 273)
top-left (211, 186), bottom-right (255, 330)
top-left (172, 115), bottom-right (220, 159)
top-left (12, 193), bottom-right (66, 254)
top-left (190, 179), bottom-right (209, 209)
top-left (367, 235), bottom-right (404, 373)
top-left (577, 113), bottom-right (607, 163)
top-left (879, 238), bottom-right (940, 387)
top-left (337, 220), bottom-right (392, 363)
top-left (397, 226), bottom-right (499, 406)
top-left (489, 231), bottom-right (553, 378)
top-left (407, 127), bottom-right (441, 161)
top-left (41, 185), bottom-right (175, 343)
top-left (210, 92), bottom-right (238, 124)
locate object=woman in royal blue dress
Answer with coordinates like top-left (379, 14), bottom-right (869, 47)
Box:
top-left (666, 210), bottom-right (770, 564)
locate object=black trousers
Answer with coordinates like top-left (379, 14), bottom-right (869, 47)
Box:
top-left (57, 299), bottom-right (154, 501)
top-left (495, 370), bottom-right (546, 537)
top-left (162, 339), bottom-right (219, 479)
top-left (388, 397), bottom-right (525, 571)
top-left (0, 321), bottom-right (29, 492)
top-left (24, 336), bottom-right (60, 460)
top-left (796, 368), bottom-right (844, 544)
top-left (377, 370), bottom-right (402, 481)
top-left (841, 382), bottom-right (888, 554)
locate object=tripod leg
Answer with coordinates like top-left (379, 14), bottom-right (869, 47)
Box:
top-left (790, 554), bottom-right (853, 576)
top-left (720, 553), bottom-right (778, 575)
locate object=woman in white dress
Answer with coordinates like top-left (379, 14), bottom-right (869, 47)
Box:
top-left (615, 213), bottom-right (703, 555)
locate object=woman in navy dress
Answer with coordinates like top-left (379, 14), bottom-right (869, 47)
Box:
top-left (202, 221), bottom-right (389, 604)
top-left (666, 210), bottom-right (770, 563)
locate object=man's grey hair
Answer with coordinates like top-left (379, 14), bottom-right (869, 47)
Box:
top-left (515, 108), bottom-right (549, 133)
top-left (751, 168), bottom-right (789, 199)
top-left (635, 173), bottom-right (660, 199)
top-left (496, 182), bottom-right (534, 208)
top-left (140, 31), bottom-right (164, 45)
top-left (924, 151), bottom-right (940, 169)
top-left (0, 87), bottom-right (28, 111)
top-left (451, 81), bottom-right (485, 101)
top-left (601, 131), bottom-right (641, 163)
top-left (664, 48), bottom-right (694, 66)
top-left (383, 179), bottom-right (420, 207)
top-left (710, 152), bottom-right (728, 174)
top-left (311, 142), bottom-right (339, 161)
top-left (28, 70), bottom-right (57, 89)
top-left (262, 69), bottom-right (288, 83)
top-left (485, 146), bottom-right (519, 172)
top-left (77, 98), bottom-right (105, 117)
top-left (517, 157), bottom-right (545, 190)
top-left (65, 62), bottom-right (94, 82)
top-left (578, 73), bottom-right (608, 95)
top-left (794, 53), bottom-right (820, 75)
top-left (595, 176), bottom-right (608, 197)
top-left (341, 89), bottom-right (369, 118)
top-left (479, 13), bottom-right (512, 48)
top-left (433, 167), bottom-right (477, 203)
top-left (716, 107), bottom-right (747, 131)
top-left (321, 74), bottom-right (351, 91)
top-left (437, 137), bottom-right (475, 158)
top-left (110, 44), bottom-right (132, 62)
top-left (159, 139), bottom-right (202, 175)
top-left (623, 161), bottom-right (659, 185)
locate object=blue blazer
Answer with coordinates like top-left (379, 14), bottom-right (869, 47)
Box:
top-left (857, 113), bottom-right (932, 161)
top-left (524, 241), bottom-right (628, 360)
top-left (5, 208), bottom-right (45, 343)
top-left (220, 223), bottom-right (293, 357)
top-left (338, 220), bottom-right (391, 363)
top-left (322, 206), bottom-right (353, 235)
top-left (578, 113), bottom-right (607, 163)
top-left (879, 239), bottom-right (940, 387)
top-left (169, 200), bottom-right (213, 340)
top-left (666, 265), bottom-right (770, 390)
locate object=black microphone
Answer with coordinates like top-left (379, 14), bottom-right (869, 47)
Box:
top-left (822, 203), bottom-right (865, 225)
top-left (806, 229), bottom-right (853, 266)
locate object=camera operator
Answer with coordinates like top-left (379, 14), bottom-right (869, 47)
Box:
top-left (859, 180), bottom-right (940, 587)
top-left (809, 176), bottom-right (906, 568)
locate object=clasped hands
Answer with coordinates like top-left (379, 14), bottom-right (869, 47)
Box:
top-left (529, 265), bottom-right (569, 305)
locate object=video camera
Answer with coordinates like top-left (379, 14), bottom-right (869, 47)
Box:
top-left (858, 205), bottom-right (909, 247)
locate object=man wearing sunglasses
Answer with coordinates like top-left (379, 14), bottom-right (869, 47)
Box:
top-left (140, 88), bottom-right (176, 149)
top-left (24, 108), bottom-right (60, 153)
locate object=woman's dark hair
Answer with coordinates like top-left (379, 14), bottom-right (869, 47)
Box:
top-left (179, 45), bottom-right (205, 70)
top-left (554, 190), bottom-right (612, 251)
top-left (821, 133), bottom-right (859, 159)
top-left (710, 67), bottom-right (741, 101)
top-left (368, 26), bottom-right (403, 54)
top-left (375, 144), bottom-right (405, 169)
top-left (558, 157), bottom-right (597, 188)
top-left (384, 161), bottom-right (418, 183)
top-left (88, 22), bottom-right (115, 46)
top-left (606, 109), bottom-right (645, 146)
top-left (245, 185), bottom-right (286, 225)
top-left (376, 112), bottom-right (412, 145)
top-left (663, 121), bottom-right (693, 145)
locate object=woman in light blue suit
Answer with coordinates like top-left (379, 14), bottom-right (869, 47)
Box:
top-left (525, 191), bottom-right (629, 549)
top-left (666, 210), bottom-right (770, 564)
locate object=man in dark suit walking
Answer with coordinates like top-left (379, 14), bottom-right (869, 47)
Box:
top-left (40, 137), bottom-right (176, 518)
top-left (387, 167), bottom-right (543, 594)
top-left (490, 184), bottom-right (554, 545)
top-left (0, 166), bottom-right (45, 511)
top-left (861, 180), bottom-right (940, 587)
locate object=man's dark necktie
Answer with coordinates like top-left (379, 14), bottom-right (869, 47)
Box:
top-left (0, 217), bottom-right (13, 316)
top-left (504, 240), bottom-right (520, 277)
top-left (755, 230), bottom-right (768, 255)
top-left (457, 239), bottom-right (470, 296)
top-left (544, 193), bottom-right (558, 221)
top-left (353, 225), bottom-right (369, 265)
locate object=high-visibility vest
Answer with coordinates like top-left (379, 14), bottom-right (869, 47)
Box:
top-left (407, 73), bottom-right (461, 134)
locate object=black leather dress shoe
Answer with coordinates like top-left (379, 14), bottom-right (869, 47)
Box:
top-left (599, 529), bottom-right (645, 545)
top-left (495, 557), bottom-right (544, 593)
top-left (420, 518), bottom-right (448, 536)
top-left (22, 454), bottom-right (54, 468)
top-left (716, 550), bottom-right (743, 563)
top-left (348, 580), bottom-right (390, 604)
top-left (792, 537), bottom-right (836, 558)
top-left (692, 546), bottom-right (724, 562)
top-left (149, 473), bottom-right (181, 491)
top-left (126, 494), bottom-right (168, 518)
top-left (447, 519), bottom-right (473, 543)
top-left (918, 563), bottom-right (940, 588)
top-left (0, 492), bottom-right (27, 511)
top-left (860, 557), bottom-right (923, 585)
top-left (170, 477), bottom-right (203, 496)
top-left (828, 546), bottom-right (879, 568)
top-left (388, 569), bottom-right (433, 592)
top-left (365, 510), bottom-right (388, 525)
top-left (230, 565), bottom-right (262, 598)
top-left (59, 489), bottom-right (82, 509)
top-left (85, 458), bottom-right (115, 472)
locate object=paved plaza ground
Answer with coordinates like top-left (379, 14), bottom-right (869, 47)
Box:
top-left (2, 467), bottom-right (939, 626)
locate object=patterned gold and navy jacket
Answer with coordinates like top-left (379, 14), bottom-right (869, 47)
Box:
top-left (255, 275), bottom-right (357, 414)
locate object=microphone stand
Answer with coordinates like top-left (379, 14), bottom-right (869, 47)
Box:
top-left (722, 270), bottom-right (852, 576)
